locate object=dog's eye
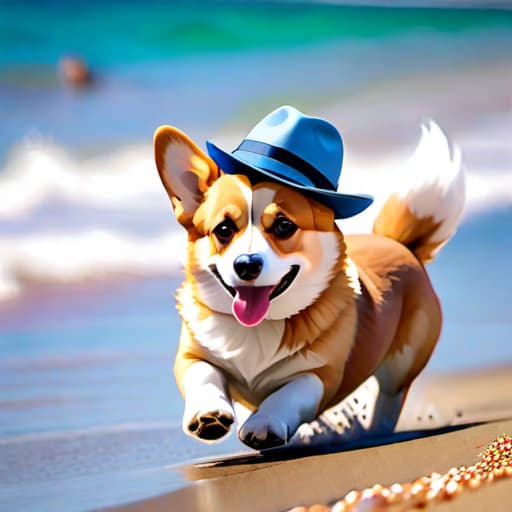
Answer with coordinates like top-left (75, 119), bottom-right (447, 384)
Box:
top-left (271, 216), bottom-right (298, 239)
top-left (213, 218), bottom-right (237, 245)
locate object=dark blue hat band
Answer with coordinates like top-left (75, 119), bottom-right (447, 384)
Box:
top-left (236, 140), bottom-right (336, 192)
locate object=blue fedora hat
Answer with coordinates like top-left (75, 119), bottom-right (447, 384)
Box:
top-left (206, 105), bottom-right (373, 219)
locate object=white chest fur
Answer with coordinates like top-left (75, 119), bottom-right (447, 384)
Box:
top-left (180, 300), bottom-right (326, 396)
top-left (187, 312), bottom-right (286, 384)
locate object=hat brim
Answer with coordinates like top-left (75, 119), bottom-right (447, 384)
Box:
top-left (207, 141), bottom-right (373, 219)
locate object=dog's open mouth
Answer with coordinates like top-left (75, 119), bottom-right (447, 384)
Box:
top-left (209, 265), bottom-right (236, 297)
top-left (269, 265), bottom-right (300, 301)
top-left (209, 264), bottom-right (300, 327)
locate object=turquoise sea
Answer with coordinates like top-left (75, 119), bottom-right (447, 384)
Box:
top-left (0, 2), bottom-right (511, 510)
top-left (2, 2), bottom-right (512, 158)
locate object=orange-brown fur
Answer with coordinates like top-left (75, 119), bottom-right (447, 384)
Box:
top-left (335, 234), bottom-right (441, 402)
top-left (373, 193), bottom-right (445, 263)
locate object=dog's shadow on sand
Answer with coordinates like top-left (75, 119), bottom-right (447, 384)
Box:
top-left (183, 423), bottom-right (481, 482)
top-left (182, 422), bottom-right (483, 480)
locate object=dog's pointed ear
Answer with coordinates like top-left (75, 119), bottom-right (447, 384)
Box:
top-left (154, 126), bottom-right (220, 229)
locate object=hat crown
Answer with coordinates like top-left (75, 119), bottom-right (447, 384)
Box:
top-left (243, 105), bottom-right (343, 189)
top-left (205, 105), bottom-right (373, 219)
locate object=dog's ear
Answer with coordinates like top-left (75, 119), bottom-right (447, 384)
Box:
top-left (154, 126), bottom-right (220, 229)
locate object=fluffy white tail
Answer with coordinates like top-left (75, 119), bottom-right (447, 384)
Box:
top-left (373, 121), bottom-right (465, 263)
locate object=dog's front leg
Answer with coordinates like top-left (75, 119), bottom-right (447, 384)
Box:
top-left (181, 361), bottom-right (235, 442)
top-left (238, 373), bottom-right (323, 450)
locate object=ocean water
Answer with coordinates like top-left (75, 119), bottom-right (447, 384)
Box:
top-left (1, 2), bottom-right (512, 510)
top-left (2, 2), bottom-right (512, 158)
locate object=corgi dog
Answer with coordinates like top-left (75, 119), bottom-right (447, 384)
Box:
top-left (153, 106), bottom-right (465, 450)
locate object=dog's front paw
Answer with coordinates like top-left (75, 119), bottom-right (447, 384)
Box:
top-left (239, 413), bottom-right (288, 450)
top-left (187, 409), bottom-right (234, 442)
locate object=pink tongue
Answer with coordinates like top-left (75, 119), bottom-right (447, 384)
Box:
top-left (232, 286), bottom-right (273, 327)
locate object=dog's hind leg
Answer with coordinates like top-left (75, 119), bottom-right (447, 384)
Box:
top-left (293, 304), bottom-right (441, 446)
top-left (367, 300), bottom-right (441, 436)
top-left (292, 373), bottom-right (407, 445)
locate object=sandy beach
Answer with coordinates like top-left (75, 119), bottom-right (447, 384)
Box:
top-left (106, 369), bottom-right (512, 512)
top-left (1, 2), bottom-right (511, 511)
top-left (162, 423), bottom-right (512, 512)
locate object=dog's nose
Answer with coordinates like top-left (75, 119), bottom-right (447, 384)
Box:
top-left (233, 253), bottom-right (264, 281)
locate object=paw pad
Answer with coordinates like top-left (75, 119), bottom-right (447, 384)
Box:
top-left (188, 410), bottom-right (234, 441)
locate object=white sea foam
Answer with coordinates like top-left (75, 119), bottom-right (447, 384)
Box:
top-left (0, 137), bottom-right (165, 218)
top-left (0, 229), bottom-right (186, 300)
top-left (0, 138), bottom-right (185, 301)
top-left (0, 125), bottom-right (510, 301)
